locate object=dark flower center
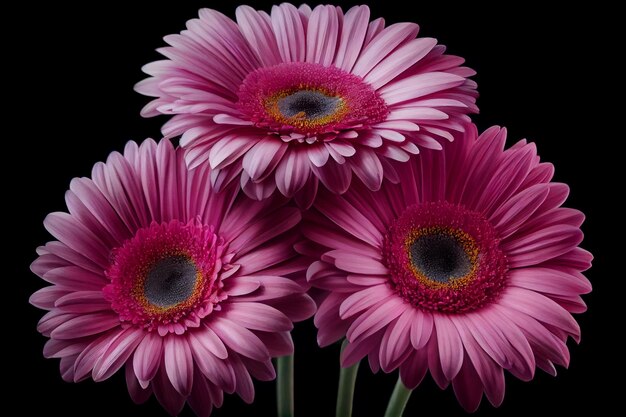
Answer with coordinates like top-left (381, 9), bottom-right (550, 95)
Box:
top-left (277, 90), bottom-right (342, 121)
top-left (383, 202), bottom-right (508, 313)
top-left (409, 234), bottom-right (472, 283)
top-left (144, 256), bottom-right (198, 308)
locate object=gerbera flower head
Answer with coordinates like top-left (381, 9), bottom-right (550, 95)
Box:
top-left (303, 124), bottom-right (592, 411)
top-left (136, 4), bottom-right (478, 207)
top-left (30, 138), bottom-right (315, 416)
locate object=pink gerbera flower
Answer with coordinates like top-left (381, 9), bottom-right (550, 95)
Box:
top-left (135, 4), bottom-right (477, 206)
top-left (302, 125), bottom-right (592, 411)
top-left (30, 138), bottom-right (315, 416)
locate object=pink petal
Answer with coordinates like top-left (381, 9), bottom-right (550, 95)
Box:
top-left (93, 327), bottom-right (144, 381)
top-left (222, 302), bottom-right (293, 332)
top-left (73, 329), bottom-right (123, 381)
top-left (410, 309), bottom-right (434, 349)
top-left (43, 339), bottom-right (88, 359)
top-left (490, 184), bottom-right (550, 239)
top-left (434, 314), bottom-right (464, 380)
top-left (242, 137), bottom-right (288, 181)
top-left (208, 134), bottom-right (257, 170)
top-left (228, 207), bottom-right (301, 256)
top-left (275, 148), bottom-right (311, 197)
top-left (164, 335), bottom-right (194, 396)
top-left (125, 363), bottom-right (152, 404)
top-left (44, 212), bottom-right (110, 267)
top-left (352, 22), bottom-right (419, 77)
top-left (452, 316), bottom-right (505, 407)
top-left (380, 309), bottom-right (413, 371)
top-left (223, 276), bottom-right (260, 297)
top-left (334, 6), bottom-right (370, 71)
top-left (255, 331), bottom-right (294, 357)
top-left (308, 145), bottom-right (330, 167)
top-left (380, 72), bottom-right (465, 105)
top-left (194, 325), bottom-right (229, 360)
top-left (426, 331), bottom-right (449, 389)
top-left (350, 149), bottom-right (384, 191)
top-left (306, 5), bottom-right (339, 66)
top-left (42, 266), bottom-right (106, 291)
top-left (341, 337), bottom-right (379, 368)
top-left (266, 293), bottom-right (316, 322)
top-left (314, 195), bottom-right (382, 247)
top-left (241, 357), bottom-right (276, 381)
top-left (229, 353), bottom-right (255, 403)
top-left (133, 331), bottom-right (163, 386)
top-left (188, 333), bottom-right (236, 392)
top-left (399, 348), bottom-right (429, 389)
top-left (236, 6), bottom-right (281, 66)
top-left (153, 365), bottom-right (186, 416)
top-left (210, 317), bottom-right (270, 361)
top-left (311, 161), bottom-right (352, 194)
top-left (500, 287), bottom-right (581, 342)
top-left (339, 284), bottom-right (395, 319)
top-left (504, 225), bottom-right (584, 268)
top-left (365, 37), bottom-right (437, 89)
top-left (55, 291), bottom-right (110, 313)
top-left (271, 3), bottom-right (306, 62)
top-left (234, 275), bottom-right (304, 301)
top-left (452, 353), bottom-right (483, 412)
top-left (30, 286), bottom-right (70, 310)
top-left (188, 371), bottom-right (214, 417)
top-left (51, 312), bottom-right (120, 340)
top-left (508, 267), bottom-right (591, 296)
top-left (326, 250), bottom-right (388, 275)
top-left (347, 296), bottom-right (407, 343)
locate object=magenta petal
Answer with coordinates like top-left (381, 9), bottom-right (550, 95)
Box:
top-left (347, 297), bottom-right (406, 343)
top-left (93, 327), bottom-right (144, 381)
top-left (51, 313), bottom-right (120, 340)
top-left (379, 309), bottom-right (413, 372)
top-left (452, 353), bottom-right (483, 412)
top-left (188, 370), bottom-right (215, 417)
top-left (434, 314), bottom-right (464, 380)
top-left (125, 362), bottom-right (153, 404)
top-left (410, 310), bottom-right (434, 350)
top-left (500, 287), bottom-right (580, 342)
top-left (223, 302), bottom-right (293, 332)
top-left (230, 353), bottom-right (256, 403)
top-left (189, 332), bottom-right (236, 393)
top-left (210, 317), bottom-right (270, 361)
top-left (164, 335), bottom-right (194, 396)
top-left (399, 348), bottom-right (429, 390)
top-left (153, 365), bottom-right (186, 416)
top-left (133, 332), bottom-right (163, 386)
top-left (73, 330), bottom-right (123, 382)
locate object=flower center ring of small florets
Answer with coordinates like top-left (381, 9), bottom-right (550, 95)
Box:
top-left (237, 62), bottom-right (388, 139)
top-left (103, 220), bottom-right (229, 334)
top-left (384, 201), bottom-right (508, 313)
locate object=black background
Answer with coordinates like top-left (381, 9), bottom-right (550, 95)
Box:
top-left (5, 1), bottom-right (620, 416)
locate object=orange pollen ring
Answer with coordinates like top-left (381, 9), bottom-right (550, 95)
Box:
top-left (404, 227), bottom-right (479, 290)
top-left (264, 86), bottom-right (348, 129)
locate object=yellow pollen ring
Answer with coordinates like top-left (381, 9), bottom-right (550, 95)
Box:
top-left (264, 86), bottom-right (348, 130)
top-left (405, 226), bottom-right (479, 289)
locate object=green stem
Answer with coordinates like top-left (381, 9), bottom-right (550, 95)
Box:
top-left (384, 378), bottom-right (413, 417)
top-left (336, 340), bottom-right (360, 417)
top-left (277, 354), bottom-right (294, 417)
